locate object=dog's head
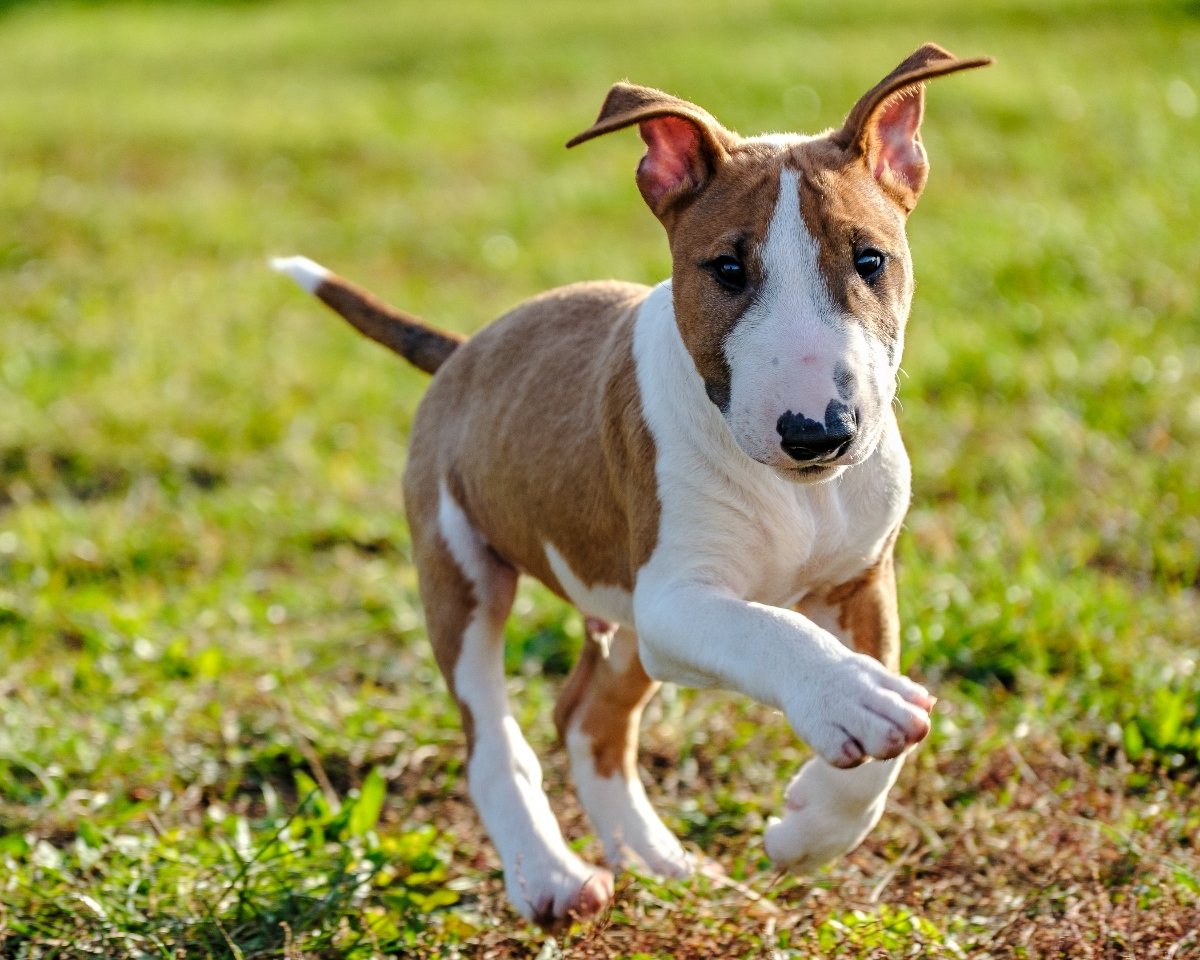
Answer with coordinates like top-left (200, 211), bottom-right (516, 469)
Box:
top-left (569, 43), bottom-right (991, 483)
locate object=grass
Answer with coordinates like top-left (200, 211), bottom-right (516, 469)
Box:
top-left (0, 0), bottom-right (1199, 955)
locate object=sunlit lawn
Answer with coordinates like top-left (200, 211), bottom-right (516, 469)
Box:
top-left (1, 0), bottom-right (1199, 955)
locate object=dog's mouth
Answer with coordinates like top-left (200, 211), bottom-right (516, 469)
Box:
top-left (739, 435), bottom-right (859, 482)
top-left (782, 441), bottom-right (852, 467)
top-left (781, 461), bottom-right (844, 483)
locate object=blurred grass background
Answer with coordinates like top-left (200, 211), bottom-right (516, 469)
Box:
top-left (0, 0), bottom-right (1198, 955)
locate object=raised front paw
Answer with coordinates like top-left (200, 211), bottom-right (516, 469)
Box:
top-left (789, 655), bottom-right (933, 768)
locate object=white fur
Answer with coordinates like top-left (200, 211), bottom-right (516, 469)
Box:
top-left (559, 627), bottom-right (690, 878)
top-left (438, 484), bottom-right (601, 919)
top-left (723, 168), bottom-right (897, 473)
top-left (629, 279), bottom-right (925, 774)
top-left (567, 718), bottom-right (692, 877)
top-left (764, 753), bottom-right (906, 870)
top-left (271, 256), bottom-right (330, 294)
top-left (545, 543), bottom-right (635, 627)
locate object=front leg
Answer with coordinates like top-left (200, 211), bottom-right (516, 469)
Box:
top-left (633, 569), bottom-right (932, 769)
top-left (766, 543), bottom-right (914, 870)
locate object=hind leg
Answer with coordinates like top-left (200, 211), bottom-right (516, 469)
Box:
top-left (766, 546), bottom-right (910, 871)
top-left (416, 483), bottom-right (612, 925)
top-left (556, 624), bottom-right (692, 878)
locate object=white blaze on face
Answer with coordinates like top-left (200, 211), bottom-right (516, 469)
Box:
top-left (722, 167), bottom-right (892, 472)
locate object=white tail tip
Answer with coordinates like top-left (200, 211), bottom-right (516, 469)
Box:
top-left (270, 255), bottom-right (330, 294)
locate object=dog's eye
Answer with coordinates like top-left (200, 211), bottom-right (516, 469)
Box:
top-left (708, 255), bottom-right (746, 292)
top-left (854, 249), bottom-right (885, 282)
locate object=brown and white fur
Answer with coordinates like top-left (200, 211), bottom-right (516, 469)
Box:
top-left (273, 43), bottom-right (992, 926)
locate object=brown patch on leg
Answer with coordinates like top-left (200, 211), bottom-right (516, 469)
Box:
top-left (554, 638), bottom-right (600, 741)
top-left (572, 629), bottom-right (658, 779)
top-left (554, 617), bottom-right (620, 740)
top-left (800, 530), bottom-right (901, 671)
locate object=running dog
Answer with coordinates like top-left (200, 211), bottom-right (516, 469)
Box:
top-left (273, 41), bottom-right (991, 925)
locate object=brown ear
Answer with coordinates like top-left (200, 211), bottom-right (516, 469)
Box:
top-left (567, 82), bottom-right (733, 218)
top-left (834, 42), bottom-right (993, 213)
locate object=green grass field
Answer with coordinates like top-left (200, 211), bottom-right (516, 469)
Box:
top-left (1, 0), bottom-right (1199, 955)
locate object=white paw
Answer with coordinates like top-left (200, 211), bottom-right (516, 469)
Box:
top-left (764, 795), bottom-right (884, 872)
top-left (763, 757), bottom-right (902, 872)
top-left (603, 805), bottom-right (694, 879)
top-left (789, 654), bottom-right (933, 768)
top-left (505, 847), bottom-right (614, 926)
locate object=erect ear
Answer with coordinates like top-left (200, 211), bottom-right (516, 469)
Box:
top-left (834, 42), bottom-right (993, 214)
top-left (567, 82), bottom-right (733, 219)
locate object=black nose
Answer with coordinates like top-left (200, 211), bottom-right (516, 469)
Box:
top-left (776, 400), bottom-right (857, 463)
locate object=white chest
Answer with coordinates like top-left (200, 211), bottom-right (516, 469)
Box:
top-left (632, 283), bottom-right (911, 612)
top-left (541, 283), bottom-right (911, 629)
top-left (647, 422), bottom-right (908, 609)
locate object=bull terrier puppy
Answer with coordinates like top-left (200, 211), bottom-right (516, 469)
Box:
top-left (273, 42), bottom-right (992, 926)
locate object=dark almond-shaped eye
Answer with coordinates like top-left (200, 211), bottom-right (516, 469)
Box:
top-left (708, 255), bottom-right (746, 292)
top-left (854, 248), bottom-right (886, 282)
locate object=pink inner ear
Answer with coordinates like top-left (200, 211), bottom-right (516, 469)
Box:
top-left (637, 115), bottom-right (702, 203)
top-left (872, 91), bottom-right (926, 189)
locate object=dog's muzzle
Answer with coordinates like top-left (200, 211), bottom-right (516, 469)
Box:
top-left (776, 400), bottom-right (857, 464)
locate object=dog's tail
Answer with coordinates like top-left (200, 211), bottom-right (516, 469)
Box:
top-left (271, 256), bottom-right (465, 375)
